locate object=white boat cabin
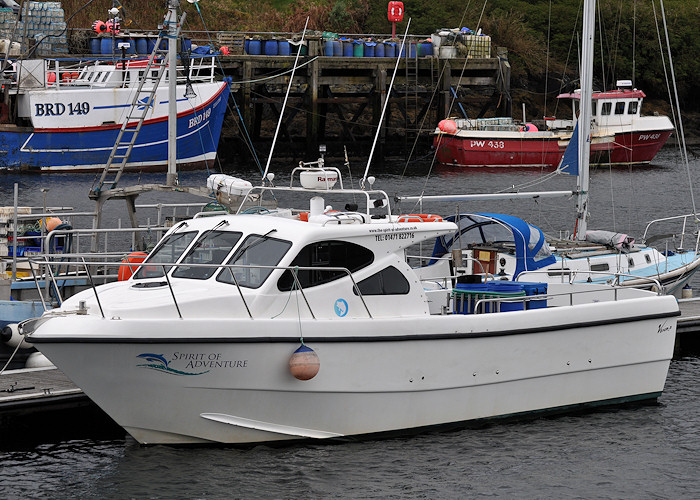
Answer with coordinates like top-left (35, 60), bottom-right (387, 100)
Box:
top-left (548, 80), bottom-right (654, 130)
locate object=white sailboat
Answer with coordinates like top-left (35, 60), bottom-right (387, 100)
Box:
top-left (15, 0), bottom-right (679, 447)
top-left (402, 2), bottom-right (700, 297)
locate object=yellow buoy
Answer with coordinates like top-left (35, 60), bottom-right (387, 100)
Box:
top-left (289, 344), bottom-right (320, 380)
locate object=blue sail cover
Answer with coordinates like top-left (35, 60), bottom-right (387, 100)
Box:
top-left (431, 213), bottom-right (556, 278)
top-left (559, 120), bottom-right (580, 176)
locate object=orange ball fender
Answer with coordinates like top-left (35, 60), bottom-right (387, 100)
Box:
top-left (289, 344), bottom-right (320, 380)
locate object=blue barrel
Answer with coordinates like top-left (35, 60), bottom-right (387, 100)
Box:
top-left (125, 38), bottom-right (136, 54)
top-left (384, 42), bottom-right (396, 58)
top-left (324, 39), bottom-right (334, 57)
top-left (486, 282), bottom-right (526, 312)
top-left (135, 37), bottom-right (147, 55)
top-left (353, 40), bottom-right (364, 57)
top-left (419, 41), bottom-right (432, 57)
top-left (332, 40), bottom-right (341, 56)
top-left (364, 42), bottom-right (375, 57)
top-left (400, 41), bottom-right (417, 58)
top-left (244, 38), bottom-right (250, 54)
top-left (278, 40), bottom-right (291, 56)
top-left (453, 283), bottom-right (489, 314)
top-left (182, 38), bottom-right (192, 52)
top-left (264, 40), bottom-right (278, 56)
top-left (342, 39), bottom-right (353, 57)
top-left (147, 38), bottom-right (156, 54)
top-left (374, 42), bottom-right (384, 57)
top-left (100, 38), bottom-right (113, 55)
top-left (248, 39), bottom-right (261, 55)
top-left (90, 38), bottom-right (100, 55)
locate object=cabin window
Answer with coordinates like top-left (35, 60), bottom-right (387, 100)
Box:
top-left (171, 230), bottom-right (243, 280)
top-left (217, 234), bottom-right (292, 289)
top-left (527, 224), bottom-right (552, 261)
top-left (134, 230), bottom-right (198, 279)
top-left (645, 254), bottom-right (652, 264)
top-left (480, 223), bottom-right (514, 245)
top-left (590, 263), bottom-right (609, 272)
top-left (601, 102), bottom-right (612, 115)
top-left (353, 266), bottom-right (410, 296)
top-left (591, 100), bottom-right (597, 116)
top-left (628, 101), bottom-right (638, 114)
top-left (628, 257), bottom-right (635, 267)
top-left (615, 102), bottom-right (625, 115)
top-left (547, 268), bottom-right (571, 277)
top-left (278, 240), bottom-right (374, 291)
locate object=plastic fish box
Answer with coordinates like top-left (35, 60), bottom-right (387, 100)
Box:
top-left (518, 282), bottom-right (548, 309)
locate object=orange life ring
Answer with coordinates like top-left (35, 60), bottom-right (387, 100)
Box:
top-left (398, 214), bottom-right (443, 223)
top-left (118, 252), bottom-right (148, 281)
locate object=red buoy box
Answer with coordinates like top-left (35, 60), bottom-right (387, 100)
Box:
top-left (388, 1), bottom-right (404, 22)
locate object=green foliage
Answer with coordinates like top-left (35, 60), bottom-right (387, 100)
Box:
top-left (60, 0), bottom-right (700, 109)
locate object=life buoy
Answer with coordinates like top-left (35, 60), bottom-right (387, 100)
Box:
top-left (118, 252), bottom-right (148, 281)
top-left (398, 214), bottom-right (443, 223)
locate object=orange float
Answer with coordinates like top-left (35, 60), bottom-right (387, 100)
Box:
top-left (397, 214), bottom-right (443, 223)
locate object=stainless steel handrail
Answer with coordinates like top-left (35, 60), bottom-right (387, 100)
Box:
top-left (32, 258), bottom-right (373, 321)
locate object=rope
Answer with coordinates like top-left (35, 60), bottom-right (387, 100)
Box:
top-left (0, 337), bottom-right (25, 375)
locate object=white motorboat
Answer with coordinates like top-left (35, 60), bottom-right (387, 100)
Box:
top-left (15, 0), bottom-right (680, 446)
top-left (19, 160), bottom-right (679, 445)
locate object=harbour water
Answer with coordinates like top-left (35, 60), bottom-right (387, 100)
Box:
top-left (1, 147), bottom-right (700, 497)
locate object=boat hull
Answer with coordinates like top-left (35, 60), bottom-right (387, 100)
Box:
top-left (0, 81), bottom-right (229, 173)
top-left (604, 129), bottom-right (674, 165)
top-left (434, 132), bottom-right (613, 168)
top-left (28, 295), bottom-right (678, 445)
top-left (434, 128), bottom-right (672, 168)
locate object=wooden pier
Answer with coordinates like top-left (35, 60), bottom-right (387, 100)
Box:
top-left (677, 298), bottom-right (700, 351)
top-left (0, 366), bottom-right (86, 415)
top-left (214, 39), bottom-right (511, 160)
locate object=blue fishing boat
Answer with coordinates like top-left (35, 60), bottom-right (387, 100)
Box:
top-left (0, 52), bottom-right (229, 173)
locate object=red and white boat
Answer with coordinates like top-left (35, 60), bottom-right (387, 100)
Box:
top-left (433, 80), bottom-right (674, 168)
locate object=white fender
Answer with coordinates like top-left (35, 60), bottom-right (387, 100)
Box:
top-left (1, 323), bottom-right (33, 349)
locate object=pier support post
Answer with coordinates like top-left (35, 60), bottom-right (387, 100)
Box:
top-left (375, 68), bottom-right (387, 162)
top-left (440, 60), bottom-right (452, 119)
top-left (496, 47), bottom-right (512, 117)
top-left (306, 56), bottom-right (319, 157)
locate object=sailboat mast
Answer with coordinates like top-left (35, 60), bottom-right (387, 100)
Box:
top-left (166, 0), bottom-right (180, 187)
top-left (574, 0), bottom-right (595, 240)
